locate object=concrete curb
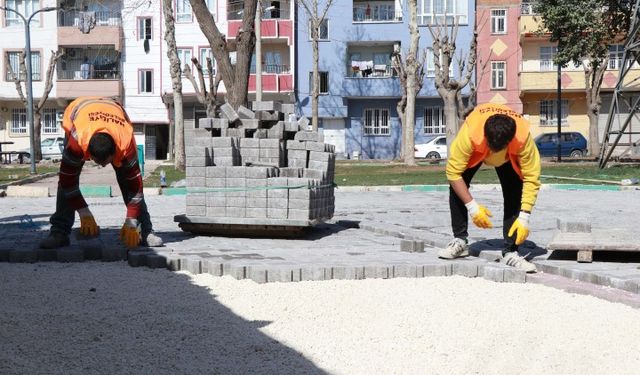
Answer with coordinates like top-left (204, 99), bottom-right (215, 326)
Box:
top-left (0, 171), bottom-right (57, 190)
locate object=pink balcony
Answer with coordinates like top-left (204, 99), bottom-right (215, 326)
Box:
top-left (228, 19), bottom-right (294, 45)
top-left (248, 73), bottom-right (293, 92)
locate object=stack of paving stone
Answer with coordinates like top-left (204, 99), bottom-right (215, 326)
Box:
top-left (181, 101), bottom-right (335, 225)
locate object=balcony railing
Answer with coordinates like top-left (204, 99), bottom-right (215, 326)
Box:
top-left (58, 10), bottom-right (122, 27)
top-left (250, 65), bottom-right (291, 74)
top-left (521, 1), bottom-right (537, 15)
top-left (353, 4), bottom-right (401, 22)
top-left (348, 63), bottom-right (395, 78)
top-left (58, 69), bottom-right (121, 80)
top-left (227, 5), bottom-right (290, 20)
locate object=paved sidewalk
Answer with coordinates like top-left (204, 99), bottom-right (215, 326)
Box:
top-left (1, 188), bottom-right (640, 306)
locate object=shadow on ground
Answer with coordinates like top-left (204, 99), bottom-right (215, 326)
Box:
top-left (548, 250), bottom-right (640, 263)
top-left (0, 262), bottom-right (327, 374)
top-left (469, 238), bottom-right (548, 260)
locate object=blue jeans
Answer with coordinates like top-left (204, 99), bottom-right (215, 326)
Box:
top-left (49, 165), bottom-right (153, 237)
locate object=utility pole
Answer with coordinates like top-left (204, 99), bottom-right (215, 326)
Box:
top-left (0, 5), bottom-right (58, 174)
top-left (255, 0), bottom-right (262, 101)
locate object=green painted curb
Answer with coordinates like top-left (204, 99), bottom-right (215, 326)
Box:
top-left (80, 185), bottom-right (112, 197)
top-left (402, 185), bottom-right (449, 192)
top-left (549, 184), bottom-right (622, 191)
top-left (161, 187), bottom-right (187, 196)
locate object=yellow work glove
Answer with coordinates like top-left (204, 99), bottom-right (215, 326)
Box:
top-left (120, 218), bottom-right (141, 248)
top-left (465, 199), bottom-right (493, 229)
top-left (78, 207), bottom-right (100, 237)
top-left (508, 211), bottom-right (530, 245)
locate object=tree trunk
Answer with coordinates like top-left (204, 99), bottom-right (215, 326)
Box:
top-left (311, 36), bottom-right (320, 131)
top-left (584, 59), bottom-right (606, 157)
top-left (443, 92), bottom-right (458, 156)
top-left (403, 0), bottom-right (420, 166)
top-left (190, 0), bottom-right (257, 110)
top-left (33, 111), bottom-right (42, 161)
top-left (163, 0), bottom-right (185, 170)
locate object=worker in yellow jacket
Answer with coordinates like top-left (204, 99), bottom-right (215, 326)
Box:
top-left (439, 103), bottom-right (541, 273)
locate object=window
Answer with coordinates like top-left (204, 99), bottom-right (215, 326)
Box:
top-left (138, 18), bottom-right (152, 40)
top-left (609, 45), bottom-right (625, 70)
top-left (491, 61), bottom-right (506, 89)
top-left (207, 0), bottom-right (216, 15)
top-left (309, 71), bottom-right (329, 94)
top-left (490, 9), bottom-right (506, 34)
top-left (42, 109), bottom-right (58, 134)
top-left (309, 19), bottom-right (329, 40)
top-left (177, 48), bottom-right (193, 73)
top-left (424, 107), bottom-right (446, 134)
top-left (139, 70), bottom-right (153, 93)
top-left (199, 48), bottom-right (217, 76)
top-left (540, 46), bottom-right (557, 71)
top-left (520, 0), bottom-right (536, 15)
top-left (10, 108), bottom-right (27, 134)
top-left (426, 48), bottom-right (453, 77)
top-left (418, 0), bottom-right (468, 25)
top-left (264, 51), bottom-right (284, 73)
top-left (5, 51), bottom-right (40, 81)
top-left (540, 100), bottom-right (568, 126)
top-left (176, 0), bottom-right (192, 22)
top-left (363, 108), bottom-right (390, 136)
top-left (4, 0), bottom-right (39, 26)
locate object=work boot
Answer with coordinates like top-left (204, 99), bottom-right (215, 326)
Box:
top-left (502, 251), bottom-right (537, 273)
top-left (438, 238), bottom-right (469, 259)
top-left (39, 232), bottom-right (70, 249)
top-left (141, 232), bottom-right (163, 247)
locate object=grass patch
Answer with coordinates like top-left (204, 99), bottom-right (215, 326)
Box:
top-left (144, 164), bottom-right (186, 187)
top-left (335, 160), bottom-right (640, 186)
top-left (0, 165), bottom-right (58, 185)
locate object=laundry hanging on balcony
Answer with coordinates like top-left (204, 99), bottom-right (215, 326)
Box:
top-left (78, 11), bottom-right (96, 33)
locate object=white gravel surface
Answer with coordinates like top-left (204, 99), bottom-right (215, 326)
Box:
top-left (2, 263), bottom-right (640, 375)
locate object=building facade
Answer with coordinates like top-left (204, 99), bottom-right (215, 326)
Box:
top-left (296, 0), bottom-right (476, 159)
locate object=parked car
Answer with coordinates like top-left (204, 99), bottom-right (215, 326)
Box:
top-left (534, 132), bottom-right (587, 157)
top-left (414, 135), bottom-right (447, 159)
top-left (21, 136), bottom-right (65, 160)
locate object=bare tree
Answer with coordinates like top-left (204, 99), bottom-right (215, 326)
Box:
top-left (162, 0), bottom-right (185, 170)
top-left (298, 0), bottom-right (335, 131)
top-left (8, 50), bottom-right (62, 161)
top-left (391, 0), bottom-right (426, 165)
top-left (190, 0), bottom-right (257, 110)
top-left (427, 17), bottom-right (477, 154)
top-left (184, 57), bottom-right (223, 118)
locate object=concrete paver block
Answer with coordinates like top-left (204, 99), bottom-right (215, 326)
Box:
top-left (452, 262), bottom-right (479, 277)
top-left (300, 267), bottom-right (326, 281)
top-left (557, 219), bottom-right (591, 233)
top-left (247, 266), bottom-right (268, 283)
top-left (393, 264), bottom-right (419, 278)
top-left (223, 263), bottom-right (246, 279)
top-left (267, 268), bottom-right (293, 283)
top-left (364, 265), bottom-right (390, 279)
top-left (127, 251), bottom-right (150, 267)
top-left (145, 254), bottom-right (168, 269)
top-left (36, 249), bottom-right (58, 262)
top-left (182, 257), bottom-right (203, 274)
top-left (423, 263), bottom-right (451, 277)
top-left (206, 260), bottom-right (223, 276)
top-left (0, 248), bottom-right (10, 262)
top-left (9, 249), bottom-right (37, 263)
top-left (57, 248), bottom-right (84, 262)
top-left (481, 264), bottom-right (505, 282)
top-left (6, 186), bottom-right (49, 197)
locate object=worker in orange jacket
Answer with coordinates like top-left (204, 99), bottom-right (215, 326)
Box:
top-left (438, 103), bottom-right (541, 272)
top-left (40, 96), bottom-right (163, 249)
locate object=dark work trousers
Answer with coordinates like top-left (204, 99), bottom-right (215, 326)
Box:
top-left (449, 161), bottom-right (523, 253)
top-left (49, 165), bottom-right (153, 237)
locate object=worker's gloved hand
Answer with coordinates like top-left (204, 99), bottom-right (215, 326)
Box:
top-left (119, 218), bottom-right (141, 248)
top-left (78, 207), bottom-right (100, 237)
top-left (508, 211), bottom-right (530, 245)
top-left (465, 199), bottom-right (493, 228)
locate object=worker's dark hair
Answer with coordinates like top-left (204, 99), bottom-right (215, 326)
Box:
top-left (484, 114), bottom-right (516, 152)
top-left (88, 133), bottom-right (115, 163)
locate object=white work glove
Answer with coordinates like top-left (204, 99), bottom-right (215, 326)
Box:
top-left (465, 199), bottom-right (493, 229)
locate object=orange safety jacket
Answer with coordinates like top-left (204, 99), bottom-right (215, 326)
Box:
top-left (58, 97), bottom-right (143, 218)
top-left (465, 103), bottom-right (530, 180)
top-left (62, 96), bottom-right (134, 168)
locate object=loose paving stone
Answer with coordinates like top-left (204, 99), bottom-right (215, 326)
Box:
top-left (128, 251), bottom-right (150, 267)
top-left (267, 268), bottom-right (293, 283)
top-left (300, 266), bottom-right (327, 281)
top-left (481, 264), bottom-right (505, 282)
top-left (393, 264), bottom-right (419, 278)
top-left (247, 266), bottom-right (268, 283)
top-left (452, 261), bottom-right (480, 277)
top-left (145, 254), bottom-right (168, 269)
top-left (503, 267), bottom-right (526, 283)
top-left (364, 265), bottom-right (390, 279)
top-left (423, 263), bottom-right (451, 277)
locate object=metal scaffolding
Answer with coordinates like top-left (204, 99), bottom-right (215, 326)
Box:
top-left (598, 0), bottom-right (640, 167)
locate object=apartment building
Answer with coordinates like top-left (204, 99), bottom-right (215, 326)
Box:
top-left (296, 0), bottom-right (476, 159)
top-left (476, 0), bottom-right (522, 112)
top-left (518, 0), bottom-right (640, 147)
top-left (0, 0), bottom-right (295, 160)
